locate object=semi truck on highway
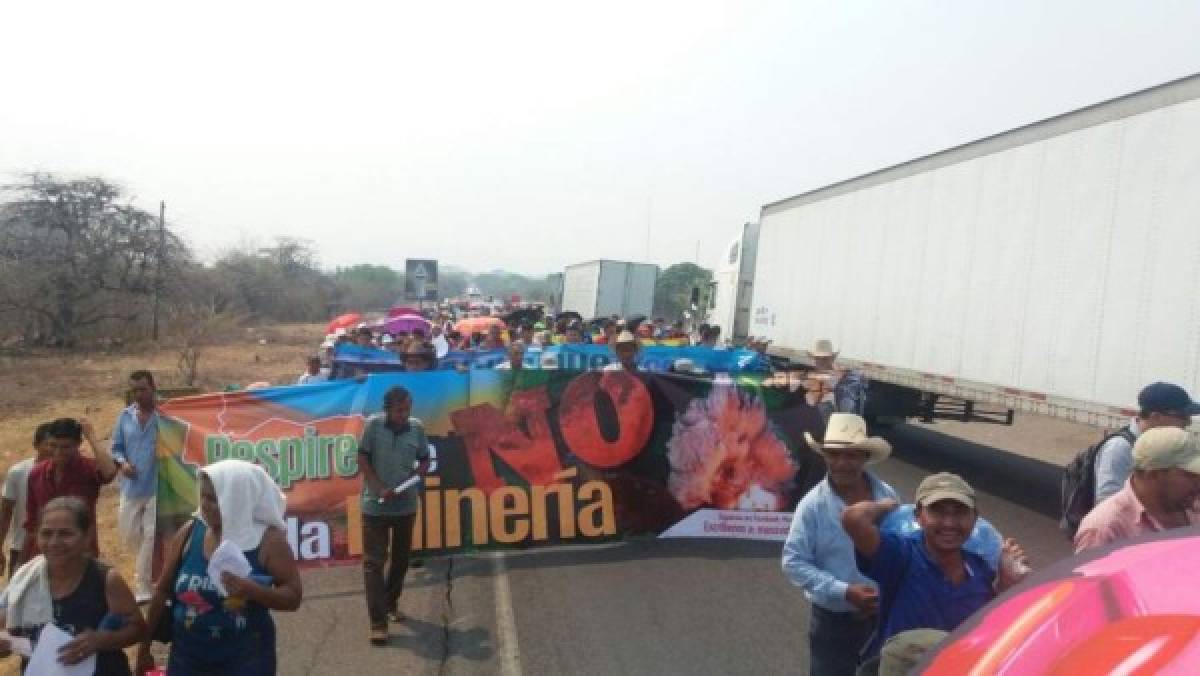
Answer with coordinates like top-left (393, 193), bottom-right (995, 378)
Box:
top-left (707, 222), bottom-right (760, 346)
top-left (741, 73), bottom-right (1200, 429)
top-left (560, 260), bottom-right (659, 319)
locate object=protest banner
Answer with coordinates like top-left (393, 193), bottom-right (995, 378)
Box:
top-left (157, 364), bottom-right (827, 565)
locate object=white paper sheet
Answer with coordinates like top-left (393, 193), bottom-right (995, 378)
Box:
top-left (208, 540), bottom-right (254, 597)
top-left (0, 630), bottom-right (31, 657)
top-left (378, 475), bottom-right (423, 503)
top-left (26, 623), bottom-right (95, 676)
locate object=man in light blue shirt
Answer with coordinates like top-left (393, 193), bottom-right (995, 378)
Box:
top-left (782, 413), bottom-right (897, 676)
top-left (110, 369), bottom-right (161, 602)
top-left (1094, 382), bottom-right (1200, 503)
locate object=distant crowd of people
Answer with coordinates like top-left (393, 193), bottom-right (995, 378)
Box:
top-left (294, 309), bottom-right (773, 384)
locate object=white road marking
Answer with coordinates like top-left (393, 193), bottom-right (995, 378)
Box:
top-left (489, 551), bottom-right (522, 676)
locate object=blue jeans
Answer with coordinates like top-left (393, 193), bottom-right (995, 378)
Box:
top-left (809, 605), bottom-right (875, 676)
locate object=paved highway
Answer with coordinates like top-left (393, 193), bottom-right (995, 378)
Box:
top-left (276, 422), bottom-right (1075, 675)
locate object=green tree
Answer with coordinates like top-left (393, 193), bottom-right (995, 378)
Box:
top-left (334, 264), bottom-right (403, 312)
top-left (472, 270), bottom-right (556, 303)
top-left (213, 237), bottom-right (334, 321)
top-left (438, 265), bottom-right (470, 299)
top-left (653, 262), bottom-right (712, 321)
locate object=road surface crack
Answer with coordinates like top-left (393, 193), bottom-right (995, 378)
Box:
top-left (438, 555), bottom-right (455, 676)
top-left (300, 608), bottom-right (339, 676)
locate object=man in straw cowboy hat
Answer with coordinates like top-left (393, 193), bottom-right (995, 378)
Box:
top-left (806, 339), bottom-right (867, 421)
top-left (603, 331), bottom-right (641, 372)
top-left (782, 413), bottom-right (898, 675)
top-left (842, 472), bottom-right (1030, 661)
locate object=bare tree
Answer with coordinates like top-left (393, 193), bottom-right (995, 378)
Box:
top-left (0, 174), bottom-right (186, 346)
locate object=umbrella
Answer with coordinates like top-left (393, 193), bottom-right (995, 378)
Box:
top-left (920, 525), bottom-right (1200, 674)
top-left (326, 312), bottom-right (362, 334)
top-left (381, 314), bottom-right (430, 335)
top-left (455, 316), bottom-right (505, 335)
top-left (387, 305), bottom-right (421, 318)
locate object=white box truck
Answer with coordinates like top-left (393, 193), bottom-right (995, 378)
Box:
top-left (560, 260), bottom-right (659, 319)
top-left (752, 73), bottom-right (1200, 429)
top-left (708, 222), bottom-right (760, 345)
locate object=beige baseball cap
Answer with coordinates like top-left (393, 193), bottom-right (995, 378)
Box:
top-left (1133, 427), bottom-right (1200, 473)
top-left (879, 629), bottom-right (948, 676)
top-left (915, 472), bottom-right (975, 509)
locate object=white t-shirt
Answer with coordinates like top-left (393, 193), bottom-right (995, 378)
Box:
top-left (432, 335), bottom-right (450, 358)
top-left (296, 370), bottom-right (329, 385)
top-left (2, 457), bottom-right (35, 550)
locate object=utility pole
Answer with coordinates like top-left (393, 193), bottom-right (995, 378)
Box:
top-left (152, 201), bottom-right (165, 341)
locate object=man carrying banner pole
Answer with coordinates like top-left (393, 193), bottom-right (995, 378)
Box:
top-left (358, 385), bottom-right (431, 645)
top-left (112, 369), bottom-right (162, 603)
top-left (781, 413), bottom-right (897, 676)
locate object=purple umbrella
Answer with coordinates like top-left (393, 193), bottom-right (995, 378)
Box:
top-left (382, 314), bottom-right (430, 335)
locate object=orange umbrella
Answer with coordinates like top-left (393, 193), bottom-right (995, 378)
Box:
top-left (326, 312), bottom-right (362, 334)
top-left (455, 316), bottom-right (506, 335)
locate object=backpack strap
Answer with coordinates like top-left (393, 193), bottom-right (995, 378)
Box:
top-left (166, 519), bottom-right (197, 583)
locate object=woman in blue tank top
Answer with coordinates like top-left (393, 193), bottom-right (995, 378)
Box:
top-left (137, 460), bottom-right (303, 675)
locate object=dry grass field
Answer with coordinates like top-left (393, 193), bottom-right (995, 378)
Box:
top-left (0, 322), bottom-right (325, 673)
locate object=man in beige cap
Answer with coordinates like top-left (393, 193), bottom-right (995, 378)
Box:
top-left (855, 629), bottom-right (948, 676)
top-left (1074, 426), bottom-right (1200, 553)
top-left (842, 472), bottom-right (1028, 661)
top-left (782, 413), bottom-right (897, 675)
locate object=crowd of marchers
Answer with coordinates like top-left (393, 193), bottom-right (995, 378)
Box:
top-left (783, 367), bottom-right (1200, 675)
top-left (4, 315), bottom-right (1196, 674)
top-left (0, 371), bottom-right (302, 675)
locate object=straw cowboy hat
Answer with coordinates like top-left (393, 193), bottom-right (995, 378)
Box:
top-left (804, 413), bottom-right (891, 464)
top-left (807, 339), bottom-right (838, 359)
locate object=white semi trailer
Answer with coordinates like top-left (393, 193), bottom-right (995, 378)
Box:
top-left (751, 73), bottom-right (1200, 429)
top-left (560, 260), bottom-right (659, 319)
top-left (707, 222), bottom-right (760, 345)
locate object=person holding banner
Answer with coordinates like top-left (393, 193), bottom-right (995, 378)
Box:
top-left (782, 413), bottom-right (897, 676)
top-left (496, 342), bottom-right (526, 371)
top-left (359, 386), bottom-right (431, 645)
top-left (602, 331), bottom-right (641, 372)
top-left (111, 370), bottom-right (163, 604)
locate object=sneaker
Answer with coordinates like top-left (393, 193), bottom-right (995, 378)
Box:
top-left (369, 626), bottom-right (388, 645)
top-left (388, 608), bottom-right (405, 623)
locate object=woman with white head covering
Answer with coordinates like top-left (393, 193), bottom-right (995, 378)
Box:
top-left (137, 460), bottom-right (303, 675)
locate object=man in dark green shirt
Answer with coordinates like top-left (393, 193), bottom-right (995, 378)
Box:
top-left (359, 385), bottom-right (430, 644)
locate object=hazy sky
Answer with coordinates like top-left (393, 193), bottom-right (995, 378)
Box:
top-left (3, 1), bottom-right (1198, 275)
